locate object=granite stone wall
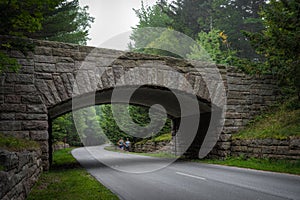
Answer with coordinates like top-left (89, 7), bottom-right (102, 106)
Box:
top-left (133, 140), bottom-right (174, 154)
top-left (209, 68), bottom-right (279, 158)
top-left (0, 149), bottom-right (42, 200)
top-left (231, 137), bottom-right (300, 160)
top-left (0, 36), bottom-right (280, 167)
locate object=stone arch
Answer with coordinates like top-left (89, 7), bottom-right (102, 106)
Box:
top-left (0, 38), bottom-right (279, 170)
top-left (47, 84), bottom-right (214, 163)
top-left (38, 50), bottom-right (217, 169)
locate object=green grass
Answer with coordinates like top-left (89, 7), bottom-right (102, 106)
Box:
top-left (233, 98), bottom-right (300, 140)
top-left (152, 133), bottom-right (172, 142)
top-left (104, 145), bottom-right (177, 158)
top-left (0, 133), bottom-right (39, 151)
top-left (135, 133), bottom-right (172, 145)
top-left (27, 148), bottom-right (119, 200)
top-left (197, 156), bottom-right (300, 175)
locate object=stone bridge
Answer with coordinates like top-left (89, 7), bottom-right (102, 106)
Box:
top-left (0, 39), bottom-right (278, 169)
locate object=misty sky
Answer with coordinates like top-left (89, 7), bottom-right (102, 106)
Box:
top-left (79, 0), bottom-right (158, 49)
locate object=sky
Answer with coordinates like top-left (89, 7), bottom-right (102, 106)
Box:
top-left (79, 0), bottom-right (158, 50)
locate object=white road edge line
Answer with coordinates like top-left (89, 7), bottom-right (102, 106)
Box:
top-left (176, 172), bottom-right (207, 181)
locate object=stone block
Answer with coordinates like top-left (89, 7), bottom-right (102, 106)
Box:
top-left (261, 146), bottom-right (277, 154)
top-left (52, 48), bottom-right (74, 57)
top-left (255, 139), bottom-right (271, 145)
top-left (101, 68), bottom-right (115, 88)
top-left (276, 146), bottom-right (289, 155)
top-left (35, 80), bottom-right (55, 105)
top-left (0, 113), bottom-right (15, 120)
top-left (30, 131), bottom-right (49, 141)
top-left (35, 63), bottom-right (56, 73)
top-left (35, 73), bottom-right (52, 79)
top-left (252, 147), bottom-right (262, 154)
top-left (9, 50), bottom-right (25, 58)
top-left (290, 138), bottom-right (300, 149)
top-left (53, 75), bottom-right (68, 101)
top-left (0, 150), bottom-right (19, 170)
top-left (21, 95), bottom-right (43, 104)
top-left (22, 121), bottom-right (48, 131)
top-left (1, 131), bottom-right (29, 139)
top-left (5, 74), bottom-right (34, 84)
top-left (34, 55), bottom-right (56, 63)
top-left (4, 95), bottom-right (21, 103)
top-left (227, 84), bottom-right (249, 92)
top-left (18, 65), bottom-right (34, 73)
top-left (59, 73), bottom-right (73, 97)
top-left (0, 86), bottom-right (14, 94)
top-left (26, 104), bottom-right (47, 113)
top-left (34, 46), bottom-right (52, 55)
top-left (219, 134), bottom-right (231, 142)
top-left (288, 149), bottom-right (300, 156)
top-left (39, 141), bottom-right (49, 153)
top-left (217, 142), bottom-right (231, 150)
top-left (56, 62), bottom-right (74, 72)
top-left (0, 121), bottom-right (21, 131)
top-left (231, 139), bottom-right (241, 146)
top-left (15, 85), bottom-right (37, 93)
top-left (55, 56), bottom-right (74, 63)
top-left (16, 113), bottom-right (47, 120)
top-left (18, 154), bottom-right (29, 170)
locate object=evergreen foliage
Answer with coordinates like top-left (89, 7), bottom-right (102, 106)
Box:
top-left (27, 0), bottom-right (94, 45)
top-left (244, 0), bottom-right (300, 98)
top-left (98, 104), bottom-right (172, 145)
top-left (0, 0), bottom-right (93, 73)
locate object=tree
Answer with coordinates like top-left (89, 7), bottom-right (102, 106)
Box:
top-left (130, 1), bottom-right (172, 51)
top-left (244, 0), bottom-right (300, 98)
top-left (73, 107), bottom-right (107, 146)
top-left (0, 0), bottom-right (59, 73)
top-left (212, 0), bottom-right (266, 60)
top-left (0, 0), bottom-right (59, 37)
top-left (52, 113), bottom-right (82, 146)
top-left (131, 0), bottom-right (265, 63)
top-left (0, 0), bottom-right (93, 73)
top-left (98, 104), bottom-right (172, 145)
top-left (188, 29), bottom-right (236, 64)
top-left (27, 0), bottom-right (94, 45)
top-left (159, 0), bottom-right (212, 38)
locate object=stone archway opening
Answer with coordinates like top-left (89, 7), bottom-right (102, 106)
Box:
top-left (47, 85), bottom-right (213, 166)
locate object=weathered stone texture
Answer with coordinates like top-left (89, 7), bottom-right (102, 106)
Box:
top-left (133, 140), bottom-right (175, 154)
top-left (231, 137), bottom-right (300, 160)
top-left (0, 149), bottom-right (42, 200)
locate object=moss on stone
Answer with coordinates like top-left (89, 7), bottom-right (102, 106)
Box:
top-left (0, 133), bottom-right (40, 152)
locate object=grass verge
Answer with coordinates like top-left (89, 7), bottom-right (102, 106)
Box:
top-left (135, 133), bottom-right (172, 145)
top-left (197, 156), bottom-right (300, 175)
top-left (27, 148), bottom-right (119, 200)
top-left (233, 98), bottom-right (300, 140)
top-left (104, 145), bottom-right (178, 158)
top-left (104, 146), bottom-right (300, 175)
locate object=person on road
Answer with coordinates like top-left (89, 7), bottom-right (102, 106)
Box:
top-left (125, 138), bottom-right (131, 151)
top-left (118, 138), bottom-right (124, 150)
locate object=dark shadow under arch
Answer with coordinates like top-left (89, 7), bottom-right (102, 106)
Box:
top-left (48, 85), bottom-right (214, 164)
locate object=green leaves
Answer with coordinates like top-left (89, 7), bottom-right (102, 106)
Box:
top-left (99, 104), bottom-right (171, 145)
top-left (0, 0), bottom-right (94, 73)
top-left (245, 0), bottom-right (300, 97)
top-left (188, 29), bottom-right (236, 65)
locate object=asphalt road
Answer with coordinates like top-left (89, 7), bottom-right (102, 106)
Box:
top-left (72, 145), bottom-right (300, 200)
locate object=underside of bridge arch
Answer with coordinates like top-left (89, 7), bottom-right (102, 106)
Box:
top-left (48, 85), bottom-right (213, 164)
